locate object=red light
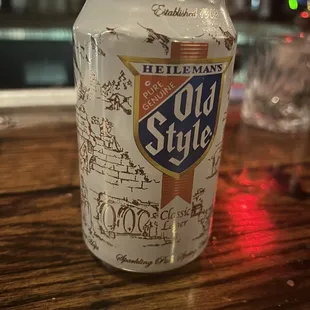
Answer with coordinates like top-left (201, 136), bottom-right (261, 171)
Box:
top-left (285, 36), bottom-right (293, 43)
top-left (237, 169), bottom-right (255, 186)
top-left (221, 168), bottom-right (281, 258)
top-left (233, 168), bottom-right (278, 192)
top-left (301, 11), bottom-right (309, 18)
top-left (224, 192), bottom-right (277, 257)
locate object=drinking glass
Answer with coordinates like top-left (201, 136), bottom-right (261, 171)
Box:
top-left (242, 35), bottom-right (310, 133)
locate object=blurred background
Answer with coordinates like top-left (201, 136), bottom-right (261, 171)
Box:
top-left (0, 0), bottom-right (309, 94)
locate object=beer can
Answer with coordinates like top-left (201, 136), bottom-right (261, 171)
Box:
top-left (73, 0), bottom-right (237, 273)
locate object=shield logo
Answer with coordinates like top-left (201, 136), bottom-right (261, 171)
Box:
top-left (120, 42), bottom-right (231, 207)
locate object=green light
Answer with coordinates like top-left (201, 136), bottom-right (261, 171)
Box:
top-left (289, 0), bottom-right (298, 10)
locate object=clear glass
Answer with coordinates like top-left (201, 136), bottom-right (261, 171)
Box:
top-left (242, 35), bottom-right (310, 133)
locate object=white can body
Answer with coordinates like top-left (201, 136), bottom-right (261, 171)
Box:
top-left (73, 0), bottom-right (236, 273)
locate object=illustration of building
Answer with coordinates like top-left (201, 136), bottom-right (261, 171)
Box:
top-left (76, 101), bottom-right (159, 193)
top-left (94, 191), bottom-right (160, 240)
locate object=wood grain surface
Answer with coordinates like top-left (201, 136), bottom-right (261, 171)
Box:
top-left (0, 105), bottom-right (310, 310)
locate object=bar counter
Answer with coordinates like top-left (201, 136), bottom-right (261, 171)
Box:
top-left (0, 102), bottom-right (309, 310)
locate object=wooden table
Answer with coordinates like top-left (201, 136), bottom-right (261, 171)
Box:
top-left (1, 105), bottom-right (310, 310)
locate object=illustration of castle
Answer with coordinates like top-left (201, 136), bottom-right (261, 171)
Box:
top-left (94, 191), bottom-right (160, 241)
top-left (76, 76), bottom-right (212, 246)
top-left (76, 102), bottom-right (159, 193)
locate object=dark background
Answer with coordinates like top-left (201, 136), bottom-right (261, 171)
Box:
top-left (0, 0), bottom-right (309, 89)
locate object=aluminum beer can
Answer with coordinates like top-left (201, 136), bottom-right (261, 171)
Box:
top-left (73, 0), bottom-right (237, 273)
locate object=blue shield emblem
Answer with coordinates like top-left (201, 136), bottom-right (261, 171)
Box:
top-left (120, 55), bottom-right (230, 180)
